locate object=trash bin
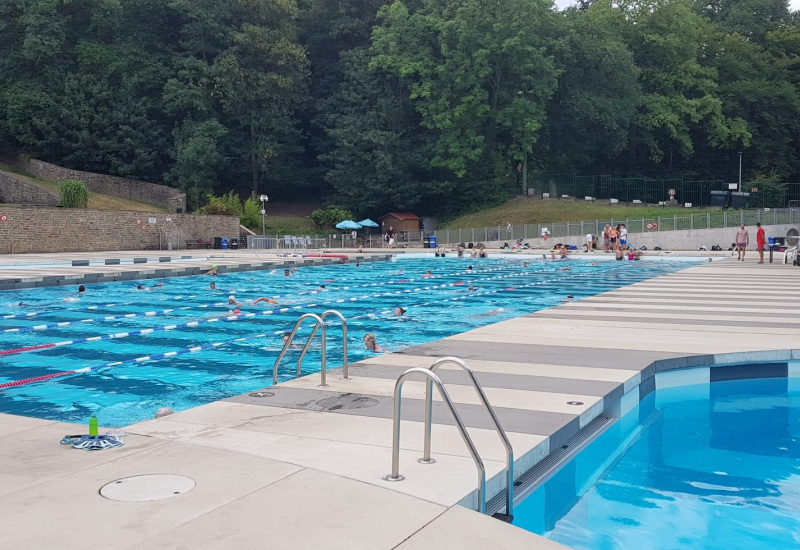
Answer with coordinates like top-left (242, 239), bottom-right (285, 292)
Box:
top-left (230, 237), bottom-right (239, 250)
top-left (221, 238), bottom-right (229, 250)
top-left (429, 235), bottom-right (437, 249)
top-left (213, 237), bottom-right (223, 249)
top-left (423, 236), bottom-right (430, 247)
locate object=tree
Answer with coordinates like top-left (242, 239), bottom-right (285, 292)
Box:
top-left (542, 5), bottom-right (641, 173)
top-left (370, 0), bottom-right (561, 180)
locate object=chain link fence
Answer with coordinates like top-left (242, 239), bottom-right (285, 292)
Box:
top-left (530, 174), bottom-right (800, 208)
top-left (434, 209), bottom-right (799, 244)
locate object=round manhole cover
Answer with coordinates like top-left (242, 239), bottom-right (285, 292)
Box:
top-left (249, 391), bottom-right (275, 398)
top-left (316, 393), bottom-right (379, 411)
top-left (100, 474), bottom-right (195, 502)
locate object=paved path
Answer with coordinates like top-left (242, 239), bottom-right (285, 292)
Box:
top-left (1, 258), bottom-right (799, 548)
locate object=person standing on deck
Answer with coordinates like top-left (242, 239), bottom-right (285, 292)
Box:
top-left (735, 224), bottom-right (749, 261)
top-left (756, 222), bottom-right (766, 264)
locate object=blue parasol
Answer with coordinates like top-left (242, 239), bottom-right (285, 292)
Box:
top-left (335, 220), bottom-right (363, 230)
top-left (357, 218), bottom-right (379, 228)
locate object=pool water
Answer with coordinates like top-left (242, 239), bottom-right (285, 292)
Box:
top-left (513, 373), bottom-right (800, 549)
top-left (0, 255), bottom-right (697, 427)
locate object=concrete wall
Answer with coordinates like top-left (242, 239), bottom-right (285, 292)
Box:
top-left (469, 224), bottom-right (799, 251)
top-left (12, 158), bottom-right (186, 213)
top-left (0, 206), bottom-right (239, 254)
top-left (0, 172), bottom-right (59, 206)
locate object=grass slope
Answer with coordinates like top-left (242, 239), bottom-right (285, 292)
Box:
top-left (1, 164), bottom-right (164, 212)
top-left (440, 197), bottom-right (714, 228)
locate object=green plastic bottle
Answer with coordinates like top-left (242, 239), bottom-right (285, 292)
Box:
top-left (89, 414), bottom-right (98, 436)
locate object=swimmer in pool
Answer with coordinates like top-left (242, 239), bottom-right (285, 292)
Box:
top-left (206, 265), bottom-right (219, 276)
top-left (252, 297), bottom-right (279, 305)
top-left (522, 262), bottom-right (529, 267)
top-left (284, 269), bottom-right (291, 276)
top-left (227, 295), bottom-right (242, 306)
top-left (63, 284), bottom-right (86, 302)
top-left (562, 294), bottom-right (574, 302)
top-left (136, 282), bottom-right (164, 290)
top-left (423, 270), bottom-right (433, 278)
top-left (394, 307), bottom-right (406, 316)
top-left (363, 333), bottom-right (385, 353)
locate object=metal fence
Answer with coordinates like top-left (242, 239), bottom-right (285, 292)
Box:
top-left (245, 235), bottom-right (327, 250)
top-left (434, 209), bottom-right (800, 244)
top-left (531, 174), bottom-right (800, 208)
top-left (246, 231), bottom-right (427, 249)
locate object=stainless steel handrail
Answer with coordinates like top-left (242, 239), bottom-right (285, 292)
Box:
top-left (272, 313), bottom-right (327, 387)
top-left (384, 367), bottom-right (487, 513)
top-left (298, 310), bottom-right (349, 381)
top-left (425, 357), bottom-right (514, 517)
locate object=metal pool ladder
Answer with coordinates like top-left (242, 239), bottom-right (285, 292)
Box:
top-left (384, 357), bottom-right (514, 517)
top-left (271, 310), bottom-right (349, 387)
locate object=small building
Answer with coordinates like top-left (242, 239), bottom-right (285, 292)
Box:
top-left (379, 212), bottom-right (422, 233)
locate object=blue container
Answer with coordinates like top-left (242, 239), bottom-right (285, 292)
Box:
top-left (221, 238), bottom-right (229, 250)
top-left (429, 235), bottom-right (437, 249)
top-left (768, 237), bottom-right (776, 246)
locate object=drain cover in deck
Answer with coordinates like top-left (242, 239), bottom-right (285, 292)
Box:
top-left (316, 393), bottom-right (379, 411)
top-left (100, 474), bottom-right (195, 502)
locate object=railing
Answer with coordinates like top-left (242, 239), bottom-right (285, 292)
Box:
top-left (298, 310), bottom-right (349, 383)
top-left (425, 357), bottom-right (514, 517)
top-left (434, 208), bottom-right (799, 245)
top-left (246, 235), bottom-right (327, 250)
top-left (385, 358), bottom-right (515, 516)
top-left (271, 311), bottom-right (349, 387)
top-left (384, 367), bottom-right (487, 513)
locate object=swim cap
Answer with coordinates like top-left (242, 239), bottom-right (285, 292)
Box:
top-left (233, 309), bottom-right (241, 314)
top-left (229, 295), bottom-right (235, 301)
top-left (212, 265), bottom-right (217, 269)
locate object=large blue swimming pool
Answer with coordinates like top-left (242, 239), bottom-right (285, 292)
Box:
top-left (513, 370), bottom-right (800, 549)
top-left (0, 255), bottom-right (699, 426)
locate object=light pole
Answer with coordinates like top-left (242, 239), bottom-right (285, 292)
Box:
top-left (260, 195), bottom-right (268, 236)
top-left (738, 152), bottom-right (742, 193)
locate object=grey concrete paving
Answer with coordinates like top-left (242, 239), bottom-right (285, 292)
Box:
top-left (2, 255), bottom-right (800, 549)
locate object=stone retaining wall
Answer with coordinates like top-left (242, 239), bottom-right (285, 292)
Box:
top-left (0, 172), bottom-right (59, 206)
top-left (12, 158), bottom-right (186, 213)
top-left (0, 206), bottom-right (238, 254)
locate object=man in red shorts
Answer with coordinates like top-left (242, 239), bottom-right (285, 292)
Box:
top-left (756, 222), bottom-right (766, 263)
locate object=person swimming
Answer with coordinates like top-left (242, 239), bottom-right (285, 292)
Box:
top-left (363, 333), bottom-right (385, 352)
top-left (206, 265), bottom-right (219, 276)
top-left (423, 270), bottom-right (433, 278)
top-left (137, 282), bottom-right (164, 290)
top-left (228, 295), bottom-right (242, 306)
top-left (252, 297), bottom-right (278, 305)
top-left (562, 294), bottom-right (574, 302)
top-left (63, 284), bottom-right (86, 302)
top-left (394, 307), bottom-right (406, 316)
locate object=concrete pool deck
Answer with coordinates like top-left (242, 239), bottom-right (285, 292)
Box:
top-left (1, 255), bottom-right (799, 548)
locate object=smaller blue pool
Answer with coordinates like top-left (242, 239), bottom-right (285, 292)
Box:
top-left (512, 366), bottom-right (800, 550)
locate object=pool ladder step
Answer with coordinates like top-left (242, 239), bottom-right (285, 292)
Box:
top-left (384, 357), bottom-right (514, 519)
top-left (272, 310), bottom-right (349, 387)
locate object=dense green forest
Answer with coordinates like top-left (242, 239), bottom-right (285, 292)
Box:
top-left (1, 0), bottom-right (798, 217)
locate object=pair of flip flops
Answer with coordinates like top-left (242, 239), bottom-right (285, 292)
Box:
top-left (60, 435), bottom-right (124, 450)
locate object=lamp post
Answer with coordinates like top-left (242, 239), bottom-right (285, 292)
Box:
top-left (738, 152), bottom-right (742, 193)
top-left (260, 195), bottom-right (268, 236)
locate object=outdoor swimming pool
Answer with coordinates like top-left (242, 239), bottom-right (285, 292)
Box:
top-left (512, 368), bottom-right (800, 549)
top-left (0, 255), bottom-right (700, 427)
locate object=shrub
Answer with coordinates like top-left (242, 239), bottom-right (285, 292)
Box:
top-left (59, 180), bottom-right (90, 208)
top-left (241, 195), bottom-right (262, 230)
top-left (311, 205), bottom-right (354, 229)
top-left (198, 191), bottom-right (263, 230)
